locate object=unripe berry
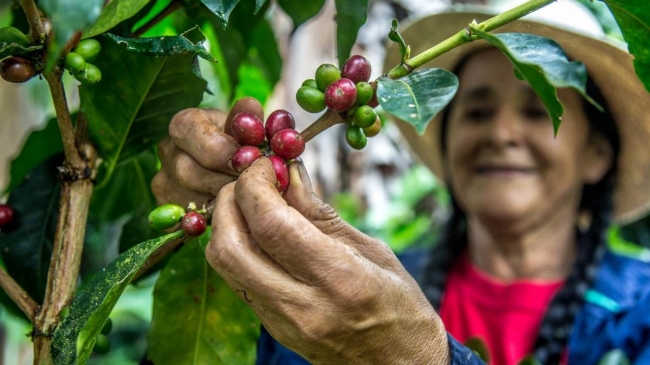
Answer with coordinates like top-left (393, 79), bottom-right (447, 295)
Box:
top-left (341, 55), bottom-right (371, 83)
top-left (148, 204), bottom-right (186, 231)
top-left (363, 116), bottom-right (382, 137)
top-left (231, 146), bottom-right (262, 173)
top-left (93, 335), bottom-right (111, 354)
top-left (0, 57), bottom-right (35, 83)
top-left (352, 105), bottom-right (377, 128)
top-left (315, 63), bottom-right (341, 91)
top-left (345, 126), bottom-right (367, 150)
top-left (75, 39), bottom-right (101, 62)
top-left (296, 86), bottom-right (326, 113)
top-left (101, 318), bottom-right (113, 335)
top-left (231, 112), bottom-right (265, 146)
top-left (75, 63), bottom-right (102, 85)
top-left (270, 129), bottom-right (305, 160)
top-left (302, 78), bottom-right (318, 89)
top-left (265, 109), bottom-right (295, 141)
top-left (0, 204), bottom-right (15, 228)
top-left (182, 211), bottom-right (207, 237)
top-left (269, 155), bottom-right (289, 193)
top-left (324, 78), bottom-right (357, 112)
top-left (64, 52), bottom-right (86, 74)
top-left (355, 81), bottom-right (374, 106)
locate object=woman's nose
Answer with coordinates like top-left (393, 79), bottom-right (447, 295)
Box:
top-left (485, 108), bottom-right (522, 147)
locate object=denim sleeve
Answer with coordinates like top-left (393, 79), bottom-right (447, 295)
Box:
top-left (448, 334), bottom-right (487, 365)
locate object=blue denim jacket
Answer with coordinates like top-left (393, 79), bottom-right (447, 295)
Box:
top-left (256, 242), bottom-right (650, 365)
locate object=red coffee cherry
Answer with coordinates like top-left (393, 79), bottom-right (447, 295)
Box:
top-left (269, 155), bottom-right (289, 193)
top-left (231, 146), bottom-right (263, 173)
top-left (324, 78), bottom-right (357, 112)
top-left (0, 56), bottom-right (36, 83)
top-left (270, 129), bottom-right (305, 160)
top-left (265, 109), bottom-right (296, 141)
top-left (182, 211), bottom-right (207, 237)
top-left (231, 112), bottom-right (265, 146)
top-left (341, 55), bottom-right (371, 84)
top-left (0, 204), bottom-right (14, 228)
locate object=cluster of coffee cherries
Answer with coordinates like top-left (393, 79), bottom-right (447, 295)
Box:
top-left (0, 204), bottom-right (14, 230)
top-left (230, 109), bottom-right (304, 193)
top-left (296, 55), bottom-right (381, 150)
top-left (0, 25), bottom-right (40, 83)
top-left (148, 202), bottom-right (207, 237)
top-left (63, 39), bottom-right (102, 85)
top-left (93, 318), bottom-right (113, 355)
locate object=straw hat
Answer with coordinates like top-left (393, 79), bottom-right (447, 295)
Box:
top-left (383, 0), bottom-right (650, 224)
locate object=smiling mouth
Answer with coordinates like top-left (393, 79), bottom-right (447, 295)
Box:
top-left (474, 166), bottom-right (535, 176)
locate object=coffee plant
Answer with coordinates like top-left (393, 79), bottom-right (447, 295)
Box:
top-left (0, 0), bottom-right (647, 364)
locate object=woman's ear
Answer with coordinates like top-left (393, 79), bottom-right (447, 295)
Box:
top-left (583, 134), bottom-right (614, 184)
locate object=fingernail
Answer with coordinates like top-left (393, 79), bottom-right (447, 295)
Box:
top-left (298, 160), bottom-right (313, 193)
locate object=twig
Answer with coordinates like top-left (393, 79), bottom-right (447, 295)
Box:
top-left (132, 0), bottom-right (182, 37)
top-left (20, 0), bottom-right (43, 44)
top-left (299, 109), bottom-right (344, 143)
top-left (0, 266), bottom-right (38, 322)
top-left (44, 73), bottom-right (84, 169)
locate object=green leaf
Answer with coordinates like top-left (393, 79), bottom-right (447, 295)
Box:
top-left (277, 0), bottom-right (325, 30)
top-left (51, 230), bottom-right (184, 365)
top-left (201, 0), bottom-right (239, 29)
top-left (464, 337), bottom-right (491, 363)
top-left (598, 349), bottom-right (631, 365)
top-left (39, 0), bottom-right (104, 70)
top-left (82, 32), bottom-right (208, 186)
top-left (334, 0), bottom-right (368, 69)
top-left (517, 355), bottom-right (542, 365)
top-left (377, 68), bottom-right (458, 134)
top-left (471, 29), bottom-right (596, 135)
top-left (5, 116), bottom-right (63, 193)
top-left (0, 28), bottom-right (42, 59)
top-left (106, 26), bottom-right (216, 61)
top-left (148, 241), bottom-right (260, 365)
top-left (254, 0), bottom-right (266, 14)
top-left (82, 0), bottom-right (151, 39)
top-left (0, 155), bottom-right (61, 303)
top-left (601, 0), bottom-right (650, 92)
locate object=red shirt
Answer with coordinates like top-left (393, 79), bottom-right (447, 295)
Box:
top-left (439, 252), bottom-right (565, 365)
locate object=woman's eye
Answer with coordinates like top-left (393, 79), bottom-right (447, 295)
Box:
top-left (524, 106), bottom-right (549, 121)
top-left (464, 108), bottom-right (493, 122)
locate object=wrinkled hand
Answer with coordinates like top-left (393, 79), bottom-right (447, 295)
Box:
top-left (151, 98), bottom-right (264, 208)
top-left (206, 159), bottom-right (450, 365)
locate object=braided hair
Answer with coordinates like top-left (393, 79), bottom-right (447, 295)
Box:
top-left (419, 59), bottom-right (621, 365)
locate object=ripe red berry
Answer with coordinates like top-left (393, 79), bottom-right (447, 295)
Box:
top-left (324, 78), bottom-right (357, 112)
top-left (182, 211), bottom-right (207, 237)
top-left (269, 155), bottom-right (289, 193)
top-left (265, 109), bottom-right (296, 141)
top-left (0, 204), bottom-right (14, 228)
top-left (270, 129), bottom-right (305, 160)
top-left (231, 146), bottom-right (263, 173)
top-left (341, 55), bottom-right (372, 84)
top-left (231, 112), bottom-right (265, 146)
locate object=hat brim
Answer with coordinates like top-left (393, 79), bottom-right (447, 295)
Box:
top-left (384, 11), bottom-right (650, 224)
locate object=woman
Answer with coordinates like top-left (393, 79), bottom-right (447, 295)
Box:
top-left (152, 2), bottom-right (650, 364)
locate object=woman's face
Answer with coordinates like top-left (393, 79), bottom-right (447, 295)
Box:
top-left (445, 48), bottom-right (611, 229)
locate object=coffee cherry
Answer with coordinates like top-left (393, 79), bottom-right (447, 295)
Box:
top-left (0, 204), bottom-right (15, 228)
top-left (100, 318), bottom-right (112, 335)
top-left (363, 116), bottom-right (382, 137)
top-left (231, 146), bottom-right (262, 173)
top-left (74, 39), bottom-right (101, 62)
top-left (296, 86), bottom-right (326, 113)
top-left (269, 155), bottom-right (289, 193)
top-left (0, 57), bottom-right (35, 83)
top-left (148, 204), bottom-right (186, 231)
top-left (93, 335), bottom-right (111, 354)
top-left (341, 55), bottom-right (371, 83)
top-left (315, 63), bottom-right (341, 91)
top-left (324, 78), bottom-right (357, 112)
top-left (182, 211), bottom-right (207, 237)
top-left (355, 81), bottom-right (373, 106)
top-left (75, 63), bottom-right (102, 85)
top-left (367, 81), bottom-right (379, 108)
top-left (345, 126), bottom-right (367, 150)
top-left (270, 129), bottom-right (305, 160)
top-left (265, 109), bottom-right (296, 141)
top-left (302, 79), bottom-right (318, 89)
top-left (64, 52), bottom-right (86, 74)
top-left (0, 27), bottom-right (30, 47)
top-left (352, 105), bottom-right (377, 128)
top-left (231, 112), bottom-right (265, 146)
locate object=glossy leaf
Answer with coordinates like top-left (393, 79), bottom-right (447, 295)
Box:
top-left (82, 0), bottom-right (151, 39)
top-left (0, 155), bottom-right (61, 303)
top-left (39, 0), bottom-right (104, 69)
top-left (0, 30), bottom-right (41, 60)
top-left (518, 356), bottom-right (542, 365)
top-left (601, 0), bottom-right (650, 92)
top-left (464, 337), bottom-right (491, 363)
top-left (471, 29), bottom-right (597, 134)
top-left (377, 68), bottom-right (458, 134)
top-left (51, 231), bottom-right (184, 365)
top-left (598, 349), bottom-right (631, 365)
top-left (5, 116), bottom-right (63, 193)
top-left (201, 0), bottom-right (239, 29)
top-left (148, 241), bottom-right (259, 365)
top-left (277, 0), bottom-right (326, 30)
top-left (82, 32), bottom-right (208, 186)
top-left (106, 26), bottom-right (215, 61)
top-left (254, 0), bottom-right (266, 14)
top-left (334, 0), bottom-right (368, 69)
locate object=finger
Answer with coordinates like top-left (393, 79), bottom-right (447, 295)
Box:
top-left (225, 97), bottom-right (264, 137)
top-left (151, 171), bottom-right (212, 207)
top-left (201, 108), bottom-right (229, 130)
top-left (235, 158), bottom-right (360, 285)
top-left (168, 108), bottom-right (239, 174)
top-left (284, 161), bottom-right (401, 271)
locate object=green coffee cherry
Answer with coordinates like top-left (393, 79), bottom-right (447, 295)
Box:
top-left (296, 86), bottom-right (326, 113)
top-left (74, 63), bottom-right (102, 85)
top-left (345, 126), bottom-right (367, 150)
top-left (302, 78), bottom-right (318, 89)
top-left (0, 27), bottom-right (30, 47)
top-left (148, 204), bottom-right (186, 231)
top-left (355, 81), bottom-right (373, 106)
top-left (74, 39), bottom-right (101, 62)
top-left (352, 105), bottom-right (377, 128)
top-left (64, 52), bottom-right (86, 74)
top-left (100, 318), bottom-right (112, 335)
top-left (363, 116), bottom-right (382, 137)
top-left (315, 64), bottom-right (341, 91)
top-left (93, 335), bottom-right (111, 355)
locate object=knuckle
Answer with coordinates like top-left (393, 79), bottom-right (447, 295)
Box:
top-left (169, 108), bottom-right (205, 140)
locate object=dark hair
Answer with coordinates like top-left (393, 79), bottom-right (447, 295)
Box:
top-left (419, 58), bottom-right (620, 365)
